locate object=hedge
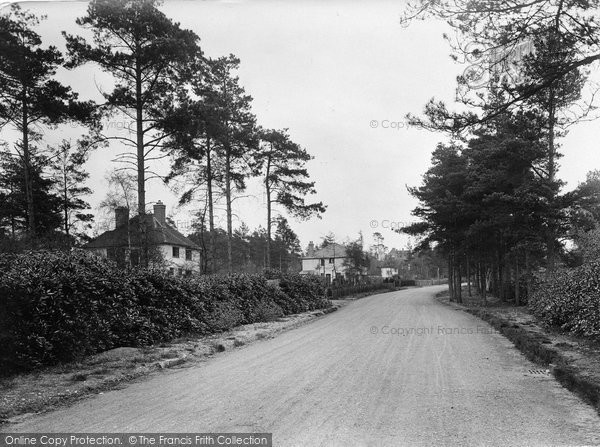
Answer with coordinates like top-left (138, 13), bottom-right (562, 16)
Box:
top-left (0, 251), bottom-right (329, 374)
top-left (529, 261), bottom-right (600, 340)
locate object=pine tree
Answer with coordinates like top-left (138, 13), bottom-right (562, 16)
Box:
top-left (0, 4), bottom-right (92, 238)
top-left (49, 140), bottom-right (94, 244)
top-left (64, 0), bottom-right (199, 264)
top-left (255, 128), bottom-right (326, 268)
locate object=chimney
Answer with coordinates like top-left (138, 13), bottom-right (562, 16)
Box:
top-left (115, 206), bottom-right (129, 229)
top-left (307, 241), bottom-right (315, 256)
top-left (153, 201), bottom-right (166, 226)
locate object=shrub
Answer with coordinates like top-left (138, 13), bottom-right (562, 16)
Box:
top-left (529, 261), bottom-right (600, 340)
top-left (0, 251), bottom-right (330, 374)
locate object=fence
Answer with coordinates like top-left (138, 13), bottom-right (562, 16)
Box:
top-left (327, 282), bottom-right (394, 299)
top-left (414, 279), bottom-right (448, 287)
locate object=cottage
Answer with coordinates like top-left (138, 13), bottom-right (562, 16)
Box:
top-left (380, 267), bottom-right (399, 279)
top-left (300, 241), bottom-right (350, 284)
top-left (85, 201), bottom-right (201, 275)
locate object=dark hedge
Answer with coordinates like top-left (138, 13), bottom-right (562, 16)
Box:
top-left (0, 251), bottom-right (329, 373)
top-left (529, 261), bottom-right (600, 340)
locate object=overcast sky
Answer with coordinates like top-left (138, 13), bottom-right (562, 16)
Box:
top-left (3, 0), bottom-right (600, 252)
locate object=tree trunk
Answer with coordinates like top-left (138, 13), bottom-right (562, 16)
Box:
top-left (466, 255), bottom-right (471, 297)
top-left (546, 88), bottom-right (557, 273)
top-left (206, 136), bottom-right (215, 273)
top-left (448, 256), bottom-right (454, 301)
top-left (265, 147), bottom-right (272, 270)
top-left (225, 146), bottom-right (233, 273)
top-left (525, 250), bottom-right (532, 303)
top-left (500, 251), bottom-right (507, 302)
top-left (63, 168), bottom-right (69, 238)
top-left (455, 261), bottom-right (462, 304)
top-left (515, 254), bottom-right (520, 306)
top-left (135, 52), bottom-right (147, 266)
top-left (481, 263), bottom-right (487, 306)
top-left (21, 91), bottom-right (36, 238)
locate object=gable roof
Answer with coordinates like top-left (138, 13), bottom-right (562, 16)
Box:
top-left (85, 214), bottom-right (201, 250)
top-left (304, 242), bottom-right (347, 259)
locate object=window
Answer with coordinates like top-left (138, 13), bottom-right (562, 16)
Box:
top-left (320, 259), bottom-right (325, 266)
top-left (172, 246), bottom-right (180, 258)
top-left (329, 258), bottom-right (334, 264)
top-left (169, 268), bottom-right (174, 275)
top-left (185, 249), bottom-right (192, 261)
top-left (178, 268), bottom-right (183, 276)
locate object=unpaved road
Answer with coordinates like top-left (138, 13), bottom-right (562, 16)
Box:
top-left (3, 286), bottom-right (600, 446)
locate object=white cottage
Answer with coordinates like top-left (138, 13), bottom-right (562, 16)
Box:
top-left (300, 241), bottom-right (350, 284)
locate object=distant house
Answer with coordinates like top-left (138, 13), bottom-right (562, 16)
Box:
top-left (300, 241), bottom-right (350, 284)
top-left (85, 201), bottom-right (201, 275)
top-left (380, 267), bottom-right (399, 279)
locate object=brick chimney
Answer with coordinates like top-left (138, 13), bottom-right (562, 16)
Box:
top-left (307, 241), bottom-right (315, 257)
top-left (153, 201), bottom-right (166, 226)
top-left (115, 206), bottom-right (129, 229)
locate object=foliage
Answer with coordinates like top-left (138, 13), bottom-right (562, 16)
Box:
top-left (530, 261), bottom-right (600, 340)
top-left (402, 0), bottom-right (598, 131)
top-left (264, 269), bottom-right (328, 314)
top-left (253, 127), bottom-right (325, 267)
top-left (49, 140), bottom-right (94, 243)
top-left (0, 152), bottom-right (62, 238)
top-left (343, 235), bottom-right (370, 278)
top-left (0, 250), bottom-right (329, 374)
top-left (401, 105), bottom-right (583, 304)
top-left (0, 4), bottom-right (93, 238)
top-left (64, 0), bottom-right (199, 234)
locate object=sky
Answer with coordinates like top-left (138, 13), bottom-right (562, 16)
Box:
top-left (2, 0), bottom-right (600, 252)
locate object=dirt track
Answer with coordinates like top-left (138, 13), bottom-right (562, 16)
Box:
top-left (4, 286), bottom-right (600, 446)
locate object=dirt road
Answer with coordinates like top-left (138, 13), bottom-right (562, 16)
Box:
top-left (4, 286), bottom-right (600, 446)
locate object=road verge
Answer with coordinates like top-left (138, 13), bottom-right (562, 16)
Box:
top-left (437, 291), bottom-right (600, 416)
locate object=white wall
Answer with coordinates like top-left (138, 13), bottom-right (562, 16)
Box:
top-left (381, 267), bottom-right (398, 278)
top-left (302, 257), bottom-right (348, 277)
top-left (158, 245), bottom-right (201, 273)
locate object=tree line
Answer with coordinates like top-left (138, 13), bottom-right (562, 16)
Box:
top-left (400, 0), bottom-right (600, 303)
top-left (0, 0), bottom-right (326, 272)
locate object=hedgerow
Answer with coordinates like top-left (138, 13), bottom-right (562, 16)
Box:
top-left (529, 261), bottom-right (600, 340)
top-left (0, 251), bottom-right (328, 374)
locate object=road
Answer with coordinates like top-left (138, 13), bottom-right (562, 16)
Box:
top-left (3, 286), bottom-right (600, 446)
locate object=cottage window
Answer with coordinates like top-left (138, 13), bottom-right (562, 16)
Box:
top-left (185, 248), bottom-right (192, 261)
top-left (172, 246), bottom-right (180, 258)
top-left (329, 258), bottom-right (334, 264)
top-left (320, 259), bottom-right (325, 266)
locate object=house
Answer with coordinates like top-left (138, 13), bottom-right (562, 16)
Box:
top-left (300, 241), bottom-right (350, 284)
top-left (380, 267), bottom-right (399, 279)
top-left (85, 201), bottom-right (201, 275)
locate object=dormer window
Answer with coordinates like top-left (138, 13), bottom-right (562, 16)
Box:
top-left (172, 246), bottom-right (180, 258)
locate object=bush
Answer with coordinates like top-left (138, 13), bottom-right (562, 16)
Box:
top-left (267, 271), bottom-right (328, 314)
top-left (529, 261), bottom-right (600, 340)
top-left (0, 251), bottom-right (330, 373)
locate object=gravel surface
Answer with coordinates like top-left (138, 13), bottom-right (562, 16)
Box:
top-left (4, 286), bottom-right (600, 446)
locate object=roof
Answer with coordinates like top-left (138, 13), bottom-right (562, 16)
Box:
top-left (304, 243), bottom-right (347, 259)
top-left (85, 214), bottom-right (201, 250)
